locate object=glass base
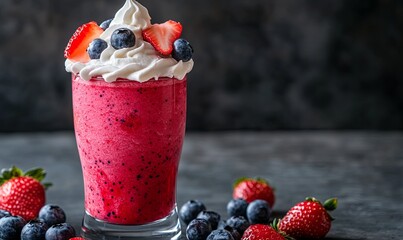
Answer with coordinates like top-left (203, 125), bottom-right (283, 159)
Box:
top-left (81, 207), bottom-right (182, 240)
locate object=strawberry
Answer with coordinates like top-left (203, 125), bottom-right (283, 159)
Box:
top-left (0, 166), bottom-right (52, 221)
top-left (142, 20), bottom-right (182, 56)
top-left (278, 197), bottom-right (338, 239)
top-left (64, 21), bottom-right (104, 63)
top-left (233, 177), bottom-right (275, 208)
top-left (242, 223), bottom-right (292, 240)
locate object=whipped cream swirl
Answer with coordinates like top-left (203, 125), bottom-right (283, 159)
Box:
top-left (65, 0), bottom-right (194, 82)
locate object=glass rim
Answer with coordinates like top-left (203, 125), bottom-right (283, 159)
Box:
top-left (72, 74), bottom-right (186, 83)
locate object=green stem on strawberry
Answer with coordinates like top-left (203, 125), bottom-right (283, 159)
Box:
top-left (271, 219), bottom-right (295, 240)
top-left (305, 196), bottom-right (320, 202)
top-left (233, 176), bottom-right (271, 188)
top-left (305, 197), bottom-right (338, 210)
top-left (233, 177), bottom-right (249, 188)
top-left (0, 166), bottom-right (52, 189)
top-left (324, 197), bottom-right (338, 211)
top-left (0, 166), bottom-right (22, 184)
top-left (255, 177), bottom-right (276, 191)
top-left (270, 218), bottom-right (280, 230)
top-left (305, 196), bottom-right (337, 221)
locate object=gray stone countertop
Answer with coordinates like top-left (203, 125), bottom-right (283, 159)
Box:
top-left (0, 131), bottom-right (402, 239)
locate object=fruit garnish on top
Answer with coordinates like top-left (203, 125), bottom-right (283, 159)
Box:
top-left (0, 166), bottom-right (52, 221)
top-left (64, 19), bottom-right (193, 63)
top-left (142, 20), bottom-right (183, 56)
top-left (64, 21), bottom-right (104, 63)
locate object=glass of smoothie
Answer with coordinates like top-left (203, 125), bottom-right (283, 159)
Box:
top-left (73, 76), bottom-right (186, 239)
top-left (64, 0), bottom-right (194, 239)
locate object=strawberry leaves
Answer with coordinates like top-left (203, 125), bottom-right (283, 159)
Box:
top-left (233, 177), bottom-right (249, 188)
top-left (304, 196), bottom-right (338, 220)
top-left (324, 197), bottom-right (338, 211)
top-left (0, 166), bottom-right (23, 185)
top-left (0, 166), bottom-right (52, 189)
top-left (270, 219), bottom-right (296, 240)
top-left (24, 168), bottom-right (47, 181)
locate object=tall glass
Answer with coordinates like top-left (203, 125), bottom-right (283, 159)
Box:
top-left (72, 74), bottom-right (186, 239)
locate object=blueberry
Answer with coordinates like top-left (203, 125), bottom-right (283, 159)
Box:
top-left (100, 19), bottom-right (113, 30)
top-left (246, 199), bottom-right (271, 224)
top-left (226, 216), bottom-right (250, 235)
top-left (186, 218), bottom-right (212, 240)
top-left (172, 38), bottom-right (193, 62)
top-left (227, 198), bottom-right (248, 218)
top-left (39, 204), bottom-right (67, 227)
top-left (197, 210), bottom-right (221, 230)
top-left (179, 200), bottom-right (206, 225)
top-left (218, 224), bottom-right (241, 240)
top-left (0, 216), bottom-right (26, 240)
top-left (111, 28), bottom-right (136, 49)
top-left (21, 220), bottom-right (49, 240)
top-left (87, 38), bottom-right (108, 59)
top-left (0, 209), bottom-right (11, 219)
top-left (45, 223), bottom-right (76, 240)
top-left (222, 226), bottom-right (241, 240)
top-left (207, 229), bottom-right (234, 240)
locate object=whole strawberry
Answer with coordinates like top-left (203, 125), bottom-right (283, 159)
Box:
top-left (278, 197), bottom-right (338, 239)
top-left (233, 177), bottom-right (275, 208)
top-left (241, 223), bottom-right (288, 240)
top-left (0, 166), bottom-right (52, 220)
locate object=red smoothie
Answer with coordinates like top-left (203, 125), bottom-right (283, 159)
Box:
top-left (72, 74), bottom-right (186, 225)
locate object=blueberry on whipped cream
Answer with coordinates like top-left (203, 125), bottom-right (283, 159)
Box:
top-left (100, 19), bottom-right (113, 30)
top-left (87, 38), bottom-right (108, 59)
top-left (111, 28), bottom-right (136, 49)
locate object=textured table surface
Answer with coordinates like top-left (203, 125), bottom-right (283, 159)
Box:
top-left (0, 131), bottom-right (402, 239)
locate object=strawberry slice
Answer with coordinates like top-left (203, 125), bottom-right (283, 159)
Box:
top-left (142, 20), bottom-right (182, 56)
top-left (64, 21), bottom-right (104, 62)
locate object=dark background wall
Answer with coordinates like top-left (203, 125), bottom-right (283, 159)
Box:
top-left (0, 0), bottom-right (402, 132)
